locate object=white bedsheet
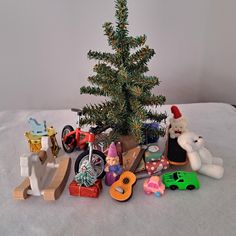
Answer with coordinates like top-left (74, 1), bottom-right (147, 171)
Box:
top-left (0, 103), bottom-right (236, 236)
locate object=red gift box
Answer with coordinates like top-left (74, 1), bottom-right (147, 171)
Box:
top-left (145, 156), bottom-right (170, 176)
top-left (69, 179), bottom-right (102, 198)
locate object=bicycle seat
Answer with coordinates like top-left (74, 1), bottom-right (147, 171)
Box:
top-left (71, 108), bottom-right (82, 115)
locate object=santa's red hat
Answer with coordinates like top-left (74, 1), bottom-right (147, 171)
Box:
top-left (171, 105), bottom-right (182, 119)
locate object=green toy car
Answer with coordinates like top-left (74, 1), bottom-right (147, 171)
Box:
top-left (162, 171), bottom-right (200, 190)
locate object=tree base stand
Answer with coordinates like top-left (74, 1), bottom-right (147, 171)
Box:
top-left (118, 135), bottom-right (139, 153)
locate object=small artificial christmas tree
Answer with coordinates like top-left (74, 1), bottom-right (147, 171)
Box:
top-left (80, 0), bottom-right (166, 143)
top-left (75, 160), bottom-right (97, 187)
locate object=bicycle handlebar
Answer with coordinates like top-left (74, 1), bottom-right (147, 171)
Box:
top-left (89, 125), bottom-right (111, 135)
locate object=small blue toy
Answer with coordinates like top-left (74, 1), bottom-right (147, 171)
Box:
top-left (142, 122), bottom-right (159, 144)
top-left (28, 117), bottom-right (47, 136)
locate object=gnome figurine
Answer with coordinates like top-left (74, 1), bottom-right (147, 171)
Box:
top-left (105, 142), bottom-right (123, 186)
top-left (167, 105), bottom-right (188, 165)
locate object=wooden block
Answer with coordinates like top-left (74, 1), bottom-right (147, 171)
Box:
top-left (135, 159), bottom-right (146, 173)
top-left (130, 148), bottom-right (146, 173)
top-left (13, 178), bottom-right (31, 200)
top-left (122, 146), bottom-right (141, 171)
top-left (43, 157), bottom-right (71, 201)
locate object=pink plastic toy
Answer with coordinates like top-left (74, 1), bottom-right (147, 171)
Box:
top-left (143, 176), bottom-right (165, 197)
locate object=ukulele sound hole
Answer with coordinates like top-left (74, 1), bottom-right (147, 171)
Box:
top-left (123, 178), bottom-right (130, 184)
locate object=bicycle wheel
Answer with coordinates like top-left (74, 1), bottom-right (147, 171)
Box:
top-left (61, 125), bottom-right (76, 153)
top-left (74, 150), bottom-right (106, 179)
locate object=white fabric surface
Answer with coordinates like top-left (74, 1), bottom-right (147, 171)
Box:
top-left (0, 103), bottom-right (236, 236)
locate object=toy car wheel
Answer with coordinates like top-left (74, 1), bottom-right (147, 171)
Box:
top-left (187, 185), bottom-right (195, 190)
top-left (74, 150), bottom-right (106, 179)
top-left (170, 185), bottom-right (178, 190)
top-left (61, 125), bottom-right (76, 153)
top-left (154, 192), bottom-right (161, 197)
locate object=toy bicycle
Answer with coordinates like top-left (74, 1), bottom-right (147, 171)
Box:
top-left (61, 108), bottom-right (109, 178)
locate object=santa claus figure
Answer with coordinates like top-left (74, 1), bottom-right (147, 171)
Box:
top-left (169, 105), bottom-right (188, 139)
top-left (167, 105), bottom-right (188, 165)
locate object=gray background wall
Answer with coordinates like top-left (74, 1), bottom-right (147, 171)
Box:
top-left (0, 0), bottom-right (235, 110)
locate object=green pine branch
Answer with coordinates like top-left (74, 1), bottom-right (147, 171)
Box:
top-left (128, 75), bottom-right (160, 91)
top-left (129, 46), bottom-right (155, 64)
top-left (128, 63), bottom-right (149, 74)
top-left (88, 50), bottom-right (121, 67)
top-left (103, 22), bottom-right (117, 50)
top-left (117, 64), bottom-right (128, 80)
top-left (129, 86), bottom-right (143, 97)
top-left (129, 117), bottom-right (144, 143)
top-left (128, 35), bottom-right (146, 49)
top-left (82, 81), bottom-right (123, 98)
top-left (80, 86), bottom-right (108, 97)
top-left (87, 76), bottom-right (111, 87)
top-left (140, 94), bottom-right (166, 106)
top-left (146, 110), bottom-right (167, 123)
top-left (115, 0), bottom-right (129, 62)
top-left (140, 75), bottom-right (160, 90)
top-left (93, 63), bottom-right (117, 79)
top-left (87, 75), bottom-right (118, 87)
top-left (81, 101), bottom-right (116, 127)
top-left (115, 0), bottom-right (129, 27)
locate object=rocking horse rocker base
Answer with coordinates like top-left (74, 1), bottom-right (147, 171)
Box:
top-left (13, 136), bottom-right (71, 201)
top-left (13, 157), bottom-right (71, 201)
top-left (43, 158), bottom-right (71, 200)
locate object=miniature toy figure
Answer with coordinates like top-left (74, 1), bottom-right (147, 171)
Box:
top-left (25, 118), bottom-right (60, 157)
top-left (143, 176), bottom-right (165, 197)
top-left (167, 105), bottom-right (188, 165)
top-left (28, 117), bottom-right (47, 136)
top-left (168, 106), bottom-right (188, 139)
top-left (178, 132), bottom-right (224, 179)
top-left (162, 171), bottom-right (200, 190)
top-left (105, 142), bottom-right (123, 186)
top-left (109, 171), bottom-right (136, 201)
top-left (75, 159), bottom-right (97, 187)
